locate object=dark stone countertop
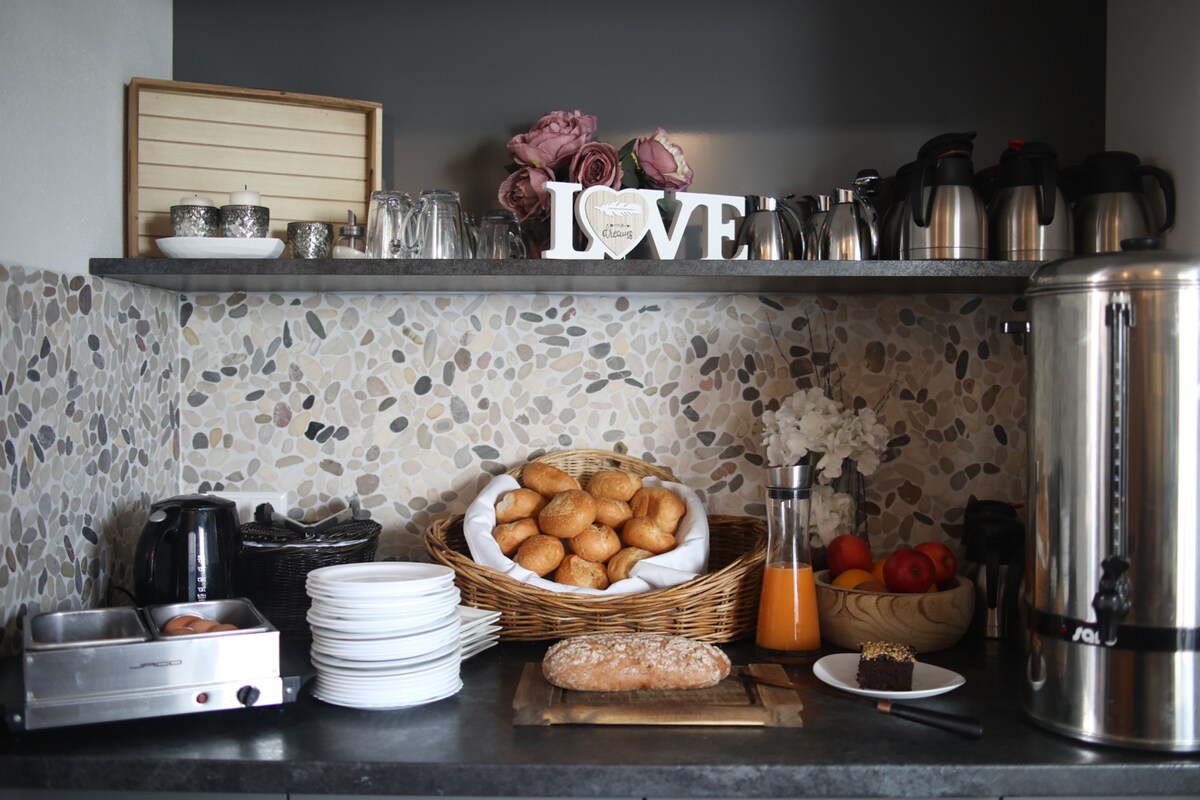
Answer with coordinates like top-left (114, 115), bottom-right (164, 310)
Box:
top-left (1, 636), bottom-right (1198, 797)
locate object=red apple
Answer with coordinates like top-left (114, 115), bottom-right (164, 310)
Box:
top-left (914, 541), bottom-right (957, 588)
top-left (882, 548), bottom-right (936, 593)
top-left (826, 534), bottom-right (873, 577)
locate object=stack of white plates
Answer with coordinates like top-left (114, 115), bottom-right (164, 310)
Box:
top-left (305, 563), bottom-right (463, 709)
top-left (459, 606), bottom-right (501, 660)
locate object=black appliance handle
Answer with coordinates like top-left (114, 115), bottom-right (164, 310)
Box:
top-left (910, 158), bottom-right (932, 227)
top-left (985, 541), bottom-right (1001, 610)
top-left (1138, 164), bottom-right (1175, 232)
top-left (146, 507), bottom-right (180, 603)
top-left (1034, 155), bottom-right (1057, 226)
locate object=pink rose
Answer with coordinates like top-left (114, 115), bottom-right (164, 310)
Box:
top-left (498, 165), bottom-right (555, 222)
top-left (507, 110), bottom-right (598, 170)
top-left (633, 128), bottom-right (693, 191)
top-left (568, 141), bottom-right (623, 189)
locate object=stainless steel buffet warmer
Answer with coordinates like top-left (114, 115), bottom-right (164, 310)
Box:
top-left (7, 598), bottom-right (299, 731)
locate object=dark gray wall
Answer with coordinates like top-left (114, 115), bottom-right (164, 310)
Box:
top-left (173, 0), bottom-right (1105, 215)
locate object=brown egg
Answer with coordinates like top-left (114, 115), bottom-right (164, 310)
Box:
top-left (162, 614), bottom-right (200, 634)
top-left (162, 626), bottom-right (195, 636)
top-left (187, 618), bottom-right (220, 633)
top-left (209, 623), bottom-right (239, 632)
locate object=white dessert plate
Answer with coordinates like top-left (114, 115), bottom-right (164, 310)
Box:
top-left (307, 563), bottom-right (455, 596)
top-left (312, 678), bottom-right (462, 710)
top-left (157, 236), bottom-right (284, 259)
top-left (460, 636), bottom-right (499, 661)
top-left (310, 640), bottom-right (461, 674)
top-left (812, 653), bottom-right (966, 700)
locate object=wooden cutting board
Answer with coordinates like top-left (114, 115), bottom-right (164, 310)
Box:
top-left (512, 663), bottom-right (803, 727)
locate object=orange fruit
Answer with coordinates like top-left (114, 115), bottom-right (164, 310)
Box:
top-left (871, 557), bottom-right (887, 584)
top-left (926, 582), bottom-right (939, 593)
top-left (832, 568), bottom-right (875, 589)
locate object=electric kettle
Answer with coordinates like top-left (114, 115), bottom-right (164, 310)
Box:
top-left (901, 132), bottom-right (988, 260)
top-left (989, 142), bottom-right (1073, 261)
top-left (733, 196), bottom-right (806, 260)
top-left (815, 173), bottom-right (880, 260)
top-left (133, 494), bottom-right (242, 605)
top-left (962, 498), bottom-right (1024, 639)
top-left (1073, 150), bottom-right (1175, 253)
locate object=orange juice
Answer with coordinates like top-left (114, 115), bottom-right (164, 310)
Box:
top-left (756, 562), bottom-right (821, 654)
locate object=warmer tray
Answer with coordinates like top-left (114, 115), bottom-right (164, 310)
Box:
top-left (9, 598), bottom-right (299, 731)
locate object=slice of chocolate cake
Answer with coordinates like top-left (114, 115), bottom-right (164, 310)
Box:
top-left (856, 641), bottom-right (916, 691)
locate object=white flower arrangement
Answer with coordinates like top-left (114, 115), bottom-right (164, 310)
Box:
top-left (762, 386), bottom-right (890, 547)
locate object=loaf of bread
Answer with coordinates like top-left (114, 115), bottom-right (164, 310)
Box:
top-left (630, 487), bottom-right (687, 533)
top-left (569, 523), bottom-right (621, 563)
top-left (538, 489), bottom-right (596, 538)
top-left (553, 554), bottom-right (610, 590)
top-left (587, 469), bottom-right (643, 501)
top-left (606, 546), bottom-right (653, 583)
top-left (592, 497), bottom-right (633, 529)
top-left (514, 534), bottom-right (565, 576)
top-left (523, 462), bottom-right (581, 497)
top-left (542, 633), bottom-right (731, 691)
top-left (495, 488), bottom-right (548, 524)
top-left (493, 517), bottom-right (540, 555)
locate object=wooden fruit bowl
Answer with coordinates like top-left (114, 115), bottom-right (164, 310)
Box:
top-left (813, 569), bottom-right (975, 653)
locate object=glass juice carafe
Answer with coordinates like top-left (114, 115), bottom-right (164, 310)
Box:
top-left (756, 464), bottom-right (821, 662)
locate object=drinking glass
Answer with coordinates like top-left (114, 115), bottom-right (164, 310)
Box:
top-left (756, 463), bottom-right (821, 662)
top-left (365, 190), bottom-right (412, 258)
top-left (475, 209), bottom-right (527, 259)
top-left (400, 189), bottom-right (469, 259)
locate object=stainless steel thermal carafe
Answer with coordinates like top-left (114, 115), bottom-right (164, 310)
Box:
top-left (1023, 250), bottom-right (1200, 751)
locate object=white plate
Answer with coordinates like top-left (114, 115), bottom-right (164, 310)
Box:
top-left (460, 636), bottom-right (498, 661)
top-left (157, 236), bottom-right (284, 259)
top-left (812, 653), bottom-right (965, 700)
top-left (307, 563), bottom-right (455, 596)
top-left (312, 678), bottom-right (462, 710)
top-left (307, 601), bottom-right (460, 632)
top-left (306, 586), bottom-right (460, 611)
top-left (311, 640), bottom-right (461, 674)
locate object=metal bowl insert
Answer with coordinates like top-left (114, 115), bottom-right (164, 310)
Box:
top-left (144, 597), bottom-right (273, 637)
top-left (24, 607), bottom-right (151, 650)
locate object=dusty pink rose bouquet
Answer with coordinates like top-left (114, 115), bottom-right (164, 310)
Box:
top-left (498, 110), bottom-right (694, 224)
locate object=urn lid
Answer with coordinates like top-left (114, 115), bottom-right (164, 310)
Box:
top-left (1026, 248), bottom-right (1200, 294)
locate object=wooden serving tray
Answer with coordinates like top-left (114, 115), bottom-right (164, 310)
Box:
top-left (512, 663), bottom-right (803, 727)
top-left (125, 77), bottom-right (383, 257)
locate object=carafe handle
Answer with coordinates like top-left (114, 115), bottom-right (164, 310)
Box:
top-left (909, 159), bottom-right (933, 228)
top-left (851, 186), bottom-right (880, 258)
top-left (1033, 155), bottom-right (1057, 226)
top-left (777, 200), bottom-right (808, 260)
top-left (1137, 164), bottom-right (1175, 232)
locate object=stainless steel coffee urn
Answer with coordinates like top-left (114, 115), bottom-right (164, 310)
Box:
top-left (1023, 248), bottom-right (1200, 751)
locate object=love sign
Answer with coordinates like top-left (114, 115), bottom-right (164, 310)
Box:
top-left (543, 181), bottom-right (748, 260)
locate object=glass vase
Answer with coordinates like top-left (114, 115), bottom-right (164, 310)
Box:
top-left (756, 463), bottom-right (821, 663)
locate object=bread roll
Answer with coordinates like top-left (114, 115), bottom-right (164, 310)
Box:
top-left (514, 534), bottom-right (565, 577)
top-left (493, 517), bottom-right (540, 556)
top-left (630, 487), bottom-right (687, 534)
top-left (586, 469), bottom-right (643, 502)
top-left (622, 516), bottom-right (677, 554)
top-left (495, 488), bottom-right (548, 524)
top-left (607, 546), bottom-right (653, 583)
top-left (523, 462), bottom-right (581, 497)
top-left (538, 489), bottom-right (596, 538)
top-left (542, 633), bottom-right (731, 691)
top-left (569, 524), bottom-right (621, 563)
top-left (592, 497), bottom-right (633, 529)
top-left (553, 554), bottom-right (609, 590)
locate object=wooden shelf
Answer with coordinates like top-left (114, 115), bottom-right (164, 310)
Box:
top-left (88, 258), bottom-right (1040, 295)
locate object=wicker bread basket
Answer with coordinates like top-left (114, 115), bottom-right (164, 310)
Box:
top-left (423, 449), bottom-right (766, 642)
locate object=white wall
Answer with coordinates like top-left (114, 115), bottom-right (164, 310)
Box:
top-left (0, 0), bottom-right (172, 275)
top-left (1106, 0), bottom-right (1200, 253)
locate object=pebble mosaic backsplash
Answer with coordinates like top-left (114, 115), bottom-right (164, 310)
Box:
top-left (0, 260), bottom-right (1029, 657)
top-left (178, 290), bottom-right (1028, 563)
top-left (0, 263), bottom-right (178, 656)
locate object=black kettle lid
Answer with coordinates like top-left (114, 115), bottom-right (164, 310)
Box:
top-left (996, 140), bottom-right (1059, 187)
top-left (149, 493), bottom-right (236, 512)
top-left (918, 131), bottom-right (977, 160)
top-left (1082, 150), bottom-right (1145, 193)
top-left (963, 498), bottom-right (1024, 563)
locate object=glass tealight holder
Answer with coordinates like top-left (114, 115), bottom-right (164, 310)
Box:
top-left (220, 205), bottom-right (270, 238)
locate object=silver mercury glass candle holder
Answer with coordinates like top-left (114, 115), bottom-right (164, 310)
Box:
top-left (287, 222), bottom-right (333, 259)
top-left (220, 205), bottom-right (270, 238)
top-left (170, 205), bottom-right (220, 237)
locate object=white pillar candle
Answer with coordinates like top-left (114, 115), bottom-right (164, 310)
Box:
top-left (178, 194), bottom-right (215, 207)
top-left (229, 187), bottom-right (261, 206)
